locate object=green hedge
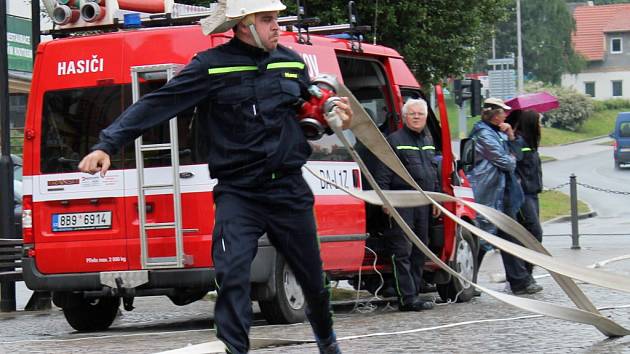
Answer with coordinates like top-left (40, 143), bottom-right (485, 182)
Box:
top-left (593, 98), bottom-right (630, 112)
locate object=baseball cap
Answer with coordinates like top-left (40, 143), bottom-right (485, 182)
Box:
top-left (483, 97), bottom-right (511, 110)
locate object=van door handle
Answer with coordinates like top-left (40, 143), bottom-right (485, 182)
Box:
top-left (180, 172), bottom-right (194, 179)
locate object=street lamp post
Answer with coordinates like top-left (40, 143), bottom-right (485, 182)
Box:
top-left (0, 0), bottom-right (18, 313)
top-left (0, 1), bottom-right (16, 241)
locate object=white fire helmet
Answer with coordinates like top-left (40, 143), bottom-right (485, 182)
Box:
top-left (201, 0), bottom-right (287, 36)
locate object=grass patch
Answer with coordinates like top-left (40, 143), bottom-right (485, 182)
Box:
top-left (540, 190), bottom-right (589, 222)
top-left (540, 109), bottom-right (618, 146)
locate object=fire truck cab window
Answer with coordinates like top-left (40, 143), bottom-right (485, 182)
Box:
top-left (338, 57), bottom-right (393, 133)
top-left (40, 84), bottom-right (204, 174)
top-left (309, 57), bottom-right (394, 162)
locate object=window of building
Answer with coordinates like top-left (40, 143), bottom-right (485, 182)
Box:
top-left (611, 38), bottom-right (622, 54)
top-left (612, 80), bottom-right (623, 97)
top-left (584, 82), bottom-right (595, 97)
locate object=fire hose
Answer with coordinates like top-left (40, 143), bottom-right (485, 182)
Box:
top-left (308, 79), bottom-right (630, 337)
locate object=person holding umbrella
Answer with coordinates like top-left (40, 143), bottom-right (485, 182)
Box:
top-left (507, 109), bottom-right (544, 277)
top-left (505, 91), bottom-right (559, 277)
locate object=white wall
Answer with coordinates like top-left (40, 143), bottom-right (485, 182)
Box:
top-left (562, 70), bottom-right (630, 100)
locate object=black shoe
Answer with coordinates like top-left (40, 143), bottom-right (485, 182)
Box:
top-left (399, 300), bottom-right (434, 312)
top-left (473, 289), bottom-right (482, 297)
top-left (419, 281), bottom-right (437, 293)
top-left (381, 286), bottom-right (397, 298)
top-left (317, 333), bottom-right (342, 354)
top-left (512, 282), bottom-right (543, 295)
top-left (318, 341), bottom-right (342, 354)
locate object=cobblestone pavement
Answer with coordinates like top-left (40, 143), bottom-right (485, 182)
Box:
top-left (2, 236), bottom-right (630, 354)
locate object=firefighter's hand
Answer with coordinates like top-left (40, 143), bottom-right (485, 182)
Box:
top-left (432, 204), bottom-right (442, 218)
top-left (78, 150), bottom-right (111, 177)
top-left (333, 98), bottom-right (353, 130)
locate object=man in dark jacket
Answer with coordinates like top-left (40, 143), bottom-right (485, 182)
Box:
top-left (78, 1), bottom-right (352, 353)
top-left (374, 98), bottom-right (440, 311)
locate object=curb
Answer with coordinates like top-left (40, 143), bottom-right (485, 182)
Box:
top-left (557, 135), bottom-right (609, 146)
top-left (543, 210), bottom-right (598, 225)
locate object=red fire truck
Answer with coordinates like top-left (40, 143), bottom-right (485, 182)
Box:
top-left (22, 1), bottom-right (478, 331)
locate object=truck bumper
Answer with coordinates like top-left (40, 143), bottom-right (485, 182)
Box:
top-left (22, 245), bottom-right (275, 292)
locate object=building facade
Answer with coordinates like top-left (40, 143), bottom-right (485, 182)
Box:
top-left (562, 3), bottom-right (630, 100)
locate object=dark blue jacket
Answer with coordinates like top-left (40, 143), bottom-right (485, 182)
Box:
top-left (374, 126), bottom-right (440, 192)
top-left (514, 137), bottom-right (543, 194)
top-left (93, 37), bottom-right (312, 187)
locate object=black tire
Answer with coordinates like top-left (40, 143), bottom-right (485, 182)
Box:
top-left (62, 295), bottom-right (120, 332)
top-left (615, 161), bottom-right (621, 169)
top-left (258, 255), bottom-right (307, 324)
top-left (437, 227), bottom-right (478, 303)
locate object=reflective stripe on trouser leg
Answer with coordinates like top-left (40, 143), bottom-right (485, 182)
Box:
top-left (410, 205), bottom-right (430, 293)
top-left (386, 208), bottom-right (417, 306)
top-left (212, 192), bottom-right (265, 354)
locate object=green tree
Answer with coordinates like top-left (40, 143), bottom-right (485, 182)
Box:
top-left (483, 0), bottom-right (585, 84)
top-left (180, 0), bottom-right (512, 85)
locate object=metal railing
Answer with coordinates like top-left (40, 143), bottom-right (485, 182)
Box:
top-left (0, 238), bottom-right (22, 312)
top-left (542, 174), bottom-right (630, 249)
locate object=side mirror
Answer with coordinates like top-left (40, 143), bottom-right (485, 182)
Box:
top-left (609, 132), bottom-right (615, 139)
top-left (458, 138), bottom-right (475, 172)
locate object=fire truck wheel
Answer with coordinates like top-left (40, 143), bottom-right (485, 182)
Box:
top-left (258, 255), bottom-right (307, 324)
top-left (62, 295), bottom-right (121, 332)
top-left (436, 227), bottom-right (478, 303)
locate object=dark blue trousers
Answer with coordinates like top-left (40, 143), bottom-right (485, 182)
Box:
top-left (517, 193), bottom-right (543, 274)
top-left (211, 175), bottom-right (333, 354)
top-left (386, 205), bottom-right (430, 306)
top-left (498, 191), bottom-right (531, 291)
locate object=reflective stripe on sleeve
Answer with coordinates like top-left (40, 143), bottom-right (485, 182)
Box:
top-left (521, 147), bottom-right (533, 152)
top-left (396, 146), bottom-right (420, 151)
top-left (396, 145), bottom-right (435, 151)
top-left (208, 66), bottom-right (258, 75)
top-left (267, 62), bottom-right (305, 70)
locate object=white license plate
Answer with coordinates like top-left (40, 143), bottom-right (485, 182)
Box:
top-left (619, 148), bottom-right (630, 152)
top-left (52, 211), bottom-right (112, 232)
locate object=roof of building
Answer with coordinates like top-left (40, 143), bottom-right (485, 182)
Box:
top-left (603, 13), bottom-right (630, 33)
top-left (573, 4), bottom-right (630, 61)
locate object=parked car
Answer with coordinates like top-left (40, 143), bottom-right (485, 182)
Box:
top-left (611, 113), bottom-right (630, 169)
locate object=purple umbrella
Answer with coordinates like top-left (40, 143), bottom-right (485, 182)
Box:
top-left (505, 92), bottom-right (559, 113)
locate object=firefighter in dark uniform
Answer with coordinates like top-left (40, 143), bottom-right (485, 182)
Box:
top-left (374, 98), bottom-right (440, 311)
top-left (78, 1), bottom-right (352, 353)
